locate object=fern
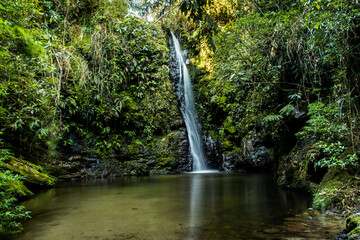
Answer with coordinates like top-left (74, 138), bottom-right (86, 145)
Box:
top-left (263, 114), bottom-right (283, 123)
top-left (279, 104), bottom-right (295, 116)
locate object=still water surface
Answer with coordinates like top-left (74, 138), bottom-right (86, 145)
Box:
top-left (9, 173), bottom-right (343, 239)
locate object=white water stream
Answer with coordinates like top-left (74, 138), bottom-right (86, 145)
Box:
top-left (170, 33), bottom-right (208, 171)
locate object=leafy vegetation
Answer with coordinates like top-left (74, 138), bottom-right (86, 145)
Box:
top-left (165, 0), bottom-right (360, 213)
top-left (171, 0), bottom-right (360, 168)
top-left (297, 102), bottom-right (358, 169)
top-left (1, 0), bottom-right (360, 234)
top-left (0, 170), bottom-right (31, 233)
top-left (0, 135), bottom-right (54, 233)
top-left (0, 0), bottom-right (183, 233)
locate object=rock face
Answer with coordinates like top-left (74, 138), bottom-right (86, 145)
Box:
top-left (168, 33), bottom-right (274, 173)
top-left (176, 129), bottom-right (192, 171)
top-left (168, 33), bottom-right (191, 171)
top-left (221, 147), bottom-right (271, 172)
top-left (221, 131), bottom-right (272, 172)
top-left (118, 126), bottom-right (190, 174)
top-left (57, 125), bottom-right (191, 179)
top-left (151, 126), bottom-right (191, 173)
top-left (276, 141), bottom-right (327, 191)
top-left (203, 133), bottom-right (223, 169)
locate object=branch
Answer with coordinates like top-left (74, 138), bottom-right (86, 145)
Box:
top-left (250, 0), bottom-right (264, 16)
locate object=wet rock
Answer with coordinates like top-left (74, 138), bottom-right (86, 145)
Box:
top-left (176, 129), bottom-right (191, 171)
top-left (169, 33), bottom-right (184, 110)
top-left (221, 130), bottom-right (272, 172)
top-left (248, 145), bottom-right (271, 168)
top-left (337, 231), bottom-right (349, 240)
top-left (84, 158), bottom-right (100, 168)
top-left (276, 141), bottom-right (323, 191)
top-left (222, 152), bottom-right (241, 172)
top-left (240, 131), bottom-right (272, 169)
top-left (203, 133), bottom-right (222, 169)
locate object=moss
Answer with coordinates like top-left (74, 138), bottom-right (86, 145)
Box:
top-left (158, 157), bottom-right (174, 167)
top-left (277, 143), bottom-right (318, 192)
top-left (319, 167), bottom-right (353, 189)
top-left (313, 181), bottom-right (343, 211)
top-left (347, 214), bottom-right (360, 237)
top-left (277, 141), bottom-right (358, 212)
top-left (0, 171), bottom-right (32, 197)
top-left (2, 157), bottom-right (56, 186)
top-left (223, 146), bottom-right (241, 155)
top-left (120, 160), bottom-right (150, 176)
top-left (312, 167), bottom-right (355, 211)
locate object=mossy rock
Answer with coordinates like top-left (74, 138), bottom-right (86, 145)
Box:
top-left (0, 171), bottom-right (32, 197)
top-left (346, 214), bottom-right (360, 238)
top-left (277, 142), bottom-right (325, 192)
top-left (157, 157), bottom-right (174, 167)
top-left (1, 157), bottom-right (56, 186)
top-left (121, 160), bottom-right (150, 176)
top-left (313, 168), bottom-right (354, 211)
top-left (313, 181), bottom-right (343, 211)
top-left (319, 167), bottom-right (353, 189)
top-left (277, 152), bottom-right (313, 192)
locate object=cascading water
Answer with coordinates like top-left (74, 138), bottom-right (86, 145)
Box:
top-left (170, 32), bottom-right (208, 172)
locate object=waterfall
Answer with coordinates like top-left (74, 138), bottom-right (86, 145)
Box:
top-left (170, 32), bottom-right (208, 172)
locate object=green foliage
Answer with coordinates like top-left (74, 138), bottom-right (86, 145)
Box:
top-left (279, 104), bottom-right (295, 116)
top-left (0, 171), bottom-right (31, 233)
top-left (298, 102), bottom-right (346, 140)
top-left (2, 157), bottom-right (56, 186)
top-left (0, 138), bottom-right (31, 233)
top-left (180, 0), bottom-right (360, 164)
top-left (192, 9), bottom-right (286, 149)
top-left (0, 0), bottom-right (181, 234)
top-left (346, 214), bottom-right (360, 236)
top-left (297, 102), bottom-right (358, 169)
top-left (180, 0), bottom-right (207, 22)
top-left (0, 0), bottom-right (58, 154)
top-left (55, 12), bottom-right (179, 160)
top-left (263, 115), bottom-right (283, 123)
top-left (313, 168), bottom-right (359, 213)
top-left (313, 180), bottom-right (344, 211)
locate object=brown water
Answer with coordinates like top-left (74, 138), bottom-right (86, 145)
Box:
top-left (6, 173), bottom-right (344, 240)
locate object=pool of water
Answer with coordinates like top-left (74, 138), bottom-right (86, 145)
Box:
top-left (6, 173), bottom-right (344, 239)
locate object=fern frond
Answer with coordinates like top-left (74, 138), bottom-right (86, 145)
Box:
top-left (279, 104), bottom-right (295, 116)
top-left (263, 114), bottom-right (283, 123)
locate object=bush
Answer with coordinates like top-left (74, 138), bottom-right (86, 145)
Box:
top-left (0, 171), bottom-right (31, 233)
top-left (297, 102), bottom-right (358, 169)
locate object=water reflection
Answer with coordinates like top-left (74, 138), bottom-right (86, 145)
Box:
top-left (3, 173), bottom-right (343, 240)
top-left (185, 173), bottom-right (325, 239)
top-left (188, 173), bottom-right (210, 238)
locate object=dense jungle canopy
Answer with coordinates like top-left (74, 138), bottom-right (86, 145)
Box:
top-left (1, 0), bottom-right (360, 235)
